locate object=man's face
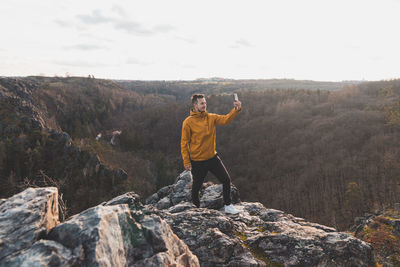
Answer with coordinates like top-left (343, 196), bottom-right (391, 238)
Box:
top-left (194, 97), bottom-right (207, 112)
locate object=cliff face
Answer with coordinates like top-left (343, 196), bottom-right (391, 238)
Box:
top-left (0, 171), bottom-right (376, 266)
top-left (0, 77), bottom-right (130, 215)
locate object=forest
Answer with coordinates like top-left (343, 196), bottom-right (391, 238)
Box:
top-left (1, 76), bottom-right (400, 230)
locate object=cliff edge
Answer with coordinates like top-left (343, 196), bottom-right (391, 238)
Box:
top-left (0, 170), bottom-right (375, 266)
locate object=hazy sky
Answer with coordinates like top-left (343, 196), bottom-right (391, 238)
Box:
top-left (1, 0), bottom-right (399, 81)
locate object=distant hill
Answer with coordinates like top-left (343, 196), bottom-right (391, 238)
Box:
top-left (116, 78), bottom-right (358, 102)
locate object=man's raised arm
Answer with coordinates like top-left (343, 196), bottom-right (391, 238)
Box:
top-left (213, 100), bottom-right (242, 125)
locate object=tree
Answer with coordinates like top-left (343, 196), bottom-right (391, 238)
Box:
top-left (344, 182), bottom-right (364, 217)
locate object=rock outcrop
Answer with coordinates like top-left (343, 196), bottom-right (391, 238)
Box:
top-left (351, 210), bottom-right (400, 266)
top-left (146, 171), bottom-right (376, 267)
top-left (0, 188), bottom-right (199, 266)
top-left (0, 171), bottom-right (376, 266)
top-left (146, 170), bottom-right (240, 210)
top-left (0, 78), bottom-right (45, 139)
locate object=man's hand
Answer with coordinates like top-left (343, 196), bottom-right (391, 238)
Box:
top-left (184, 164), bottom-right (192, 171)
top-left (234, 100), bottom-right (242, 111)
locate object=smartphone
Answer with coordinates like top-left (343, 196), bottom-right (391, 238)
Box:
top-left (234, 93), bottom-right (238, 101)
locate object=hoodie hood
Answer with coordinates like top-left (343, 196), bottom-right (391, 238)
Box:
top-left (190, 108), bottom-right (208, 118)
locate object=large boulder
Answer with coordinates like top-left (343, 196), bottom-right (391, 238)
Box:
top-left (146, 170), bottom-right (240, 210)
top-left (48, 197), bottom-right (199, 266)
top-left (0, 187), bottom-right (59, 262)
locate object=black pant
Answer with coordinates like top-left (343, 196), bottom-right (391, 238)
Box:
top-left (191, 154), bottom-right (232, 208)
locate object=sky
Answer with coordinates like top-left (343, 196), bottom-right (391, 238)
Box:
top-left (1, 0), bottom-right (399, 81)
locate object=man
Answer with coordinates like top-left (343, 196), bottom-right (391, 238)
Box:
top-left (181, 94), bottom-right (241, 214)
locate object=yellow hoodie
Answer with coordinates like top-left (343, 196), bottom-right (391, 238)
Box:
top-left (181, 107), bottom-right (241, 166)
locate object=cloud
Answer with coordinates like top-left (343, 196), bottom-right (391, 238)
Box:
top-left (126, 58), bottom-right (152, 66)
top-left (153, 24), bottom-right (175, 33)
top-left (112, 5), bottom-right (127, 18)
top-left (113, 21), bottom-right (153, 35)
top-left (63, 44), bottom-right (106, 51)
top-left (230, 38), bottom-right (253, 48)
top-left (76, 9), bottom-right (175, 36)
top-left (76, 10), bottom-right (113, 25)
top-left (54, 19), bottom-right (71, 28)
top-left (175, 35), bottom-right (197, 44)
top-left (114, 22), bottom-right (174, 36)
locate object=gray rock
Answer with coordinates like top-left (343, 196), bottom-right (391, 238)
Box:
top-left (47, 130), bottom-right (72, 148)
top-left (0, 187), bottom-right (59, 261)
top-left (104, 191), bottom-right (142, 209)
top-left (350, 213), bottom-right (376, 236)
top-left (133, 215), bottom-right (200, 267)
top-left (200, 183), bottom-right (240, 209)
top-left (155, 206), bottom-right (265, 266)
top-left (47, 204), bottom-right (140, 266)
top-left (145, 192), bottom-right (160, 205)
top-left (146, 170), bottom-right (240, 210)
top-left (47, 200), bottom-right (199, 266)
top-left (166, 201), bottom-right (195, 213)
top-left (1, 240), bottom-right (76, 267)
top-left (153, 199), bottom-right (375, 267)
top-left (79, 152), bottom-right (129, 186)
top-left (157, 196), bottom-right (172, 210)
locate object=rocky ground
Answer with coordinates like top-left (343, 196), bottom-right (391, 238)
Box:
top-left (0, 170), bottom-right (376, 266)
top-left (351, 210), bottom-right (400, 266)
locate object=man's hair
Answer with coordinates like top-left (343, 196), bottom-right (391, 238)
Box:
top-left (191, 94), bottom-right (205, 105)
